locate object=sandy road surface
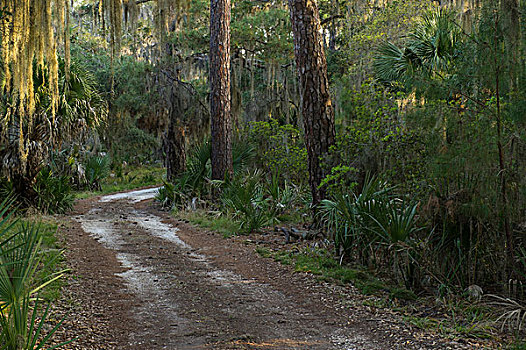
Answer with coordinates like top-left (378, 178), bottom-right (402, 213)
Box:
top-left (56, 188), bottom-right (477, 349)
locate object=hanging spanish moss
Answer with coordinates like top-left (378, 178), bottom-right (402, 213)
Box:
top-left (98, 0), bottom-right (188, 61)
top-left (109, 0), bottom-right (123, 57)
top-left (0, 0), bottom-right (66, 169)
top-left (123, 0), bottom-right (139, 32)
top-left (155, 0), bottom-right (188, 33)
top-left (65, 0), bottom-right (71, 80)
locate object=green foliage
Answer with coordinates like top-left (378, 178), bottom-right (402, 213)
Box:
top-left (0, 199), bottom-right (69, 349)
top-left (509, 342), bottom-right (526, 350)
top-left (85, 155), bottom-right (111, 191)
top-left (33, 169), bottom-right (74, 215)
top-left (219, 167), bottom-right (306, 232)
top-left (246, 119), bottom-right (308, 184)
top-left (231, 0), bottom-right (293, 63)
top-left (0, 48), bottom-right (107, 205)
top-left (320, 175), bottom-right (423, 289)
top-left (266, 170), bottom-right (297, 217)
top-left (70, 43), bottom-right (160, 166)
top-left (374, 9), bottom-right (461, 85)
top-left (108, 122), bottom-right (160, 165)
top-left (155, 181), bottom-right (178, 209)
top-left (328, 79), bottom-right (427, 193)
top-left (158, 139), bottom-right (256, 209)
top-left (176, 210), bottom-right (240, 238)
top-left (57, 58), bottom-right (108, 130)
top-left (319, 165), bottom-right (358, 197)
top-left (320, 176), bottom-right (414, 252)
top-left (327, 0), bottom-right (433, 84)
top-left (367, 199), bottom-right (421, 243)
top-left (155, 177), bottom-right (195, 211)
top-left (221, 170), bottom-right (271, 233)
top-left (183, 140), bottom-right (212, 195)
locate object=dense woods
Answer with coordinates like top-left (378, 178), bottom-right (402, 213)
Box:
top-left (0, 0), bottom-right (526, 347)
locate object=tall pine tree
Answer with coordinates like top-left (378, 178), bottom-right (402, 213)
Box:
top-left (288, 0), bottom-right (335, 207)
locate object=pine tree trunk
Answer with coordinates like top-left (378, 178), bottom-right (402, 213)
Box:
top-left (288, 0), bottom-right (336, 206)
top-left (210, 0), bottom-right (233, 180)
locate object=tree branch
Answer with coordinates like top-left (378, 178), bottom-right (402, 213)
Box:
top-left (321, 14), bottom-right (344, 26)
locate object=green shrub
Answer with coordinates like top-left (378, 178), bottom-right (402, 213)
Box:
top-left (85, 155), bottom-right (111, 190)
top-left (0, 198), bottom-right (70, 349)
top-left (320, 176), bottom-right (390, 256)
top-left (33, 169), bottom-right (74, 215)
top-left (221, 170), bottom-right (272, 233)
top-left (155, 180), bottom-right (192, 210)
top-left (48, 149), bottom-right (86, 190)
top-left (246, 119), bottom-right (308, 184)
top-left (266, 170), bottom-right (299, 217)
top-left (158, 138), bottom-right (256, 209)
top-left (107, 124), bottom-right (160, 165)
top-left (320, 175), bottom-right (423, 288)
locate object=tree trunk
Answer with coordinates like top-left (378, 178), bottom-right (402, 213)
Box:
top-left (210, 0), bottom-right (233, 180)
top-left (500, 0), bottom-right (520, 89)
top-left (501, 0), bottom-right (519, 45)
top-left (163, 120), bottom-right (186, 182)
top-left (288, 0), bottom-right (336, 206)
top-left (493, 11), bottom-right (514, 266)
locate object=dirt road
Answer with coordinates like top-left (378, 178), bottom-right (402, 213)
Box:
top-left (55, 188), bottom-right (478, 349)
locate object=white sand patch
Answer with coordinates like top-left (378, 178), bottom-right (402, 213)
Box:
top-left (80, 219), bottom-right (123, 250)
top-left (132, 212), bottom-right (189, 249)
top-left (99, 187), bottom-right (160, 203)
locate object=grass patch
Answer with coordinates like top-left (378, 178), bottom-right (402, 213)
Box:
top-left (255, 247), bottom-right (294, 265)
top-left (255, 247), bottom-right (272, 258)
top-left (255, 247), bottom-right (416, 300)
top-left (76, 164), bottom-right (164, 199)
top-left (176, 209), bottom-right (240, 237)
top-left (402, 298), bottom-right (497, 340)
top-left (403, 314), bottom-right (495, 339)
top-left (294, 252), bottom-right (390, 295)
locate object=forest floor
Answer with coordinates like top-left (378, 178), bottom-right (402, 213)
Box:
top-left (48, 188), bottom-right (501, 349)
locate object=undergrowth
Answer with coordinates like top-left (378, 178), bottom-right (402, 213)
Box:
top-left (0, 199), bottom-right (70, 349)
top-left (255, 247), bottom-right (416, 299)
top-left (176, 210), bottom-right (240, 238)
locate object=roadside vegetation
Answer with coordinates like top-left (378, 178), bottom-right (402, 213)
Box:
top-left (0, 0), bottom-right (525, 348)
top-left (154, 2), bottom-right (526, 346)
top-left (0, 199), bottom-right (69, 349)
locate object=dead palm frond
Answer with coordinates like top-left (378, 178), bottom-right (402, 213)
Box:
top-left (487, 294), bottom-right (526, 332)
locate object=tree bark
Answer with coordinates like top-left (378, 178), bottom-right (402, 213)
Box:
top-left (500, 0), bottom-right (520, 89)
top-left (288, 0), bottom-right (336, 206)
top-left (163, 120), bottom-right (186, 182)
top-left (210, 0), bottom-right (233, 180)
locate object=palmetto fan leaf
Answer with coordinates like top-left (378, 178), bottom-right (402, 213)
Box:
top-left (58, 59), bottom-right (107, 131)
top-left (373, 42), bottom-right (421, 84)
top-left (0, 199), bottom-right (69, 350)
top-left (374, 9), bottom-right (460, 84)
top-left (409, 10), bottom-right (460, 74)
